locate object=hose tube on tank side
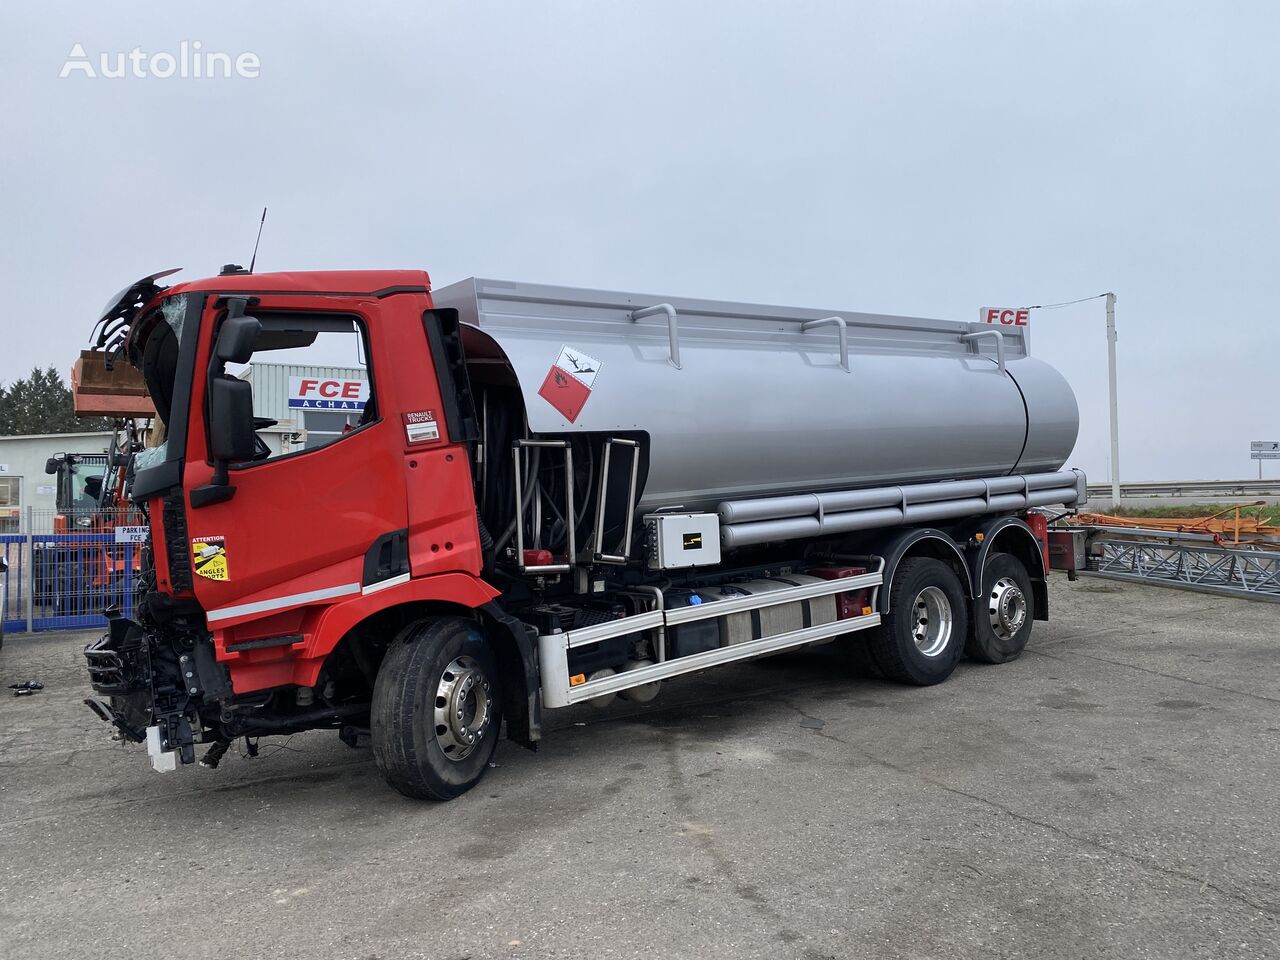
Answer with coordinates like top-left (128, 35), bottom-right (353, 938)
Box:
top-left (718, 470), bottom-right (1084, 550)
top-left (494, 444), bottom-right (540, 555)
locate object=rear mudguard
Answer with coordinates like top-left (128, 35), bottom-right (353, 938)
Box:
top-left (868, 518), bottom-right (1048, 621)
top-left (871, 527), bottom-right (970, 614)
top-left (952, 515), bottom-right (1049, 621)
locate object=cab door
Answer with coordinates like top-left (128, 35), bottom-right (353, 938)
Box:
top-left (182, 295), bottom-right (408, 628)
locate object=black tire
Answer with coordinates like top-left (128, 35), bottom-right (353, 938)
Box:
top-left (966, 552), bottom-right (1035, 664)
top-left (839, 633), bottom-right (883, 678)
top-left (869, 557), bottom-right (968, 685)
top-left (371, 617), bottom-right (502, 801)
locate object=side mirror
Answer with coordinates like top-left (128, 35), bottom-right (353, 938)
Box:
top-left (208, 376), bottom-right (257, 462)
top-left (215, 314), bottom-right (261, 364)
top-left (45, 456), bottom-right (62, 475)
top-left (194, 375), bottom-right (256, 508)
top-left (192, 300), bottom-right (261, 509)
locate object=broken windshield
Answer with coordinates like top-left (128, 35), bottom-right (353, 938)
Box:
top-left (133, 294), bottom-right (194, 474)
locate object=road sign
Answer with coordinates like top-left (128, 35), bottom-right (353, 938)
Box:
top-left (1251, 441), bottom-right (1280, 460)
top-left (979, 307), bottom-right (1030, 327)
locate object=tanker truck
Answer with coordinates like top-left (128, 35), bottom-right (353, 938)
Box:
top-left (81, 268), bottom-right (1085, 800)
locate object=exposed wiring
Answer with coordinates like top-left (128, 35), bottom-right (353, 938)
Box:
top-left (1027, 293), bottom-right (1109, 310)
top-left (239, 734), bottom-right (303, 760)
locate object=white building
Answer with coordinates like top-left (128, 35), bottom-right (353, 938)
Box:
top-left (242, 362), bottom-right (369, 457)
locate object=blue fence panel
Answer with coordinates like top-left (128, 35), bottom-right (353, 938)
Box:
top-left (1, 534), bottom-right (26, 634)
top-left (29, 532), bottom-right (137, 632)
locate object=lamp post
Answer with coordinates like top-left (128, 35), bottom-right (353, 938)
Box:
top-left (1105, 292), bottom-right (1120, 504)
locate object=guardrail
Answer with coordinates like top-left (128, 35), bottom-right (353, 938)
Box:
top-left (1086, 480), bottom-right (1280, 499)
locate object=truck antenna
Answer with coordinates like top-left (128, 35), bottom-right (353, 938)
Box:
top-left (248, 207), bottom-right (267, 273)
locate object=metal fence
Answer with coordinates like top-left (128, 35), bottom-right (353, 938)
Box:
top-left (2, 508), bottom-right (145, 634)
top-left (1, 533), bottom-right (27, 634)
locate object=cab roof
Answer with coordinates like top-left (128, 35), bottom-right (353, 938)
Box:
top-left (165, 268), bottom-right (431, 298)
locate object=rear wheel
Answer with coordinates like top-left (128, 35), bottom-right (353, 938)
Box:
top-left (838, 633), bottom-right (883, 678)
top-left (371, 616), bottom-right (502, 801)
top-left (965, 552), bottom-right (1035, 664)
top-left (869, 557), bottom-right (968, 685)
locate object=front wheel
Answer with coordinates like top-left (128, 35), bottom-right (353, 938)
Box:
top-left (869, 557), bottom-right (968, 685)
top-left (371, 617), bottom-right (502, 801)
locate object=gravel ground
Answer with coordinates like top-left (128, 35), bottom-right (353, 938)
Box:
top-left (0, 573), bottom-right (1276, 959)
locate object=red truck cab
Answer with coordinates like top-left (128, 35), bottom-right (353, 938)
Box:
top-left (86, 268), bottom-right (536, 795)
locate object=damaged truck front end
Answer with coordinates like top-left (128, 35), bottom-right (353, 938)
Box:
top-left (78, 272), bottom-right (238, 769)
top-left (84, 603), bottom-right (227, 770)
top-left (85, 589), bottom-right (362, 771)
top-left (79, 267), bottom-right (466, 774)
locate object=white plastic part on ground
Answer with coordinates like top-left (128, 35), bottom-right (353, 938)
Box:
top-left (145, 724), bottom-right (176, 773)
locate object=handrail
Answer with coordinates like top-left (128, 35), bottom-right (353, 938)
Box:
top-left (593, 437), bottom-right (641, 564)
top-left (801, 316), bottom-right (850, 372)
top-left (962, 328), bottom-right (1006, 373)
top-left (629, 303), bottom-right (681, 369)
top-left (513, 439), bottom-right (575, 574)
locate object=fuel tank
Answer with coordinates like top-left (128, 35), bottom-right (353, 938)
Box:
top-left (434, 279), bottom-right (1079, 511)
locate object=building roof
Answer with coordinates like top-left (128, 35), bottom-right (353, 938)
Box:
top-left (0, 431), bottom-right (115, 442)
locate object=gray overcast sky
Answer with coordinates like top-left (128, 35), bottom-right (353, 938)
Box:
top-left (1, 1), bottom-right (1276, 482)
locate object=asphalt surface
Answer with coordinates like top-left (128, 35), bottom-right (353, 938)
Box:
top-left (0, 575), bottom-right (1276, 959)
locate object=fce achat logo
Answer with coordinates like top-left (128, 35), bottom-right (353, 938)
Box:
top-left (288, 377), bottom-right (369, 411)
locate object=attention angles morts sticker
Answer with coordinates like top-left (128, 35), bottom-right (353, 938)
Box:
top-left (191, 535), bottom-right (228, 581)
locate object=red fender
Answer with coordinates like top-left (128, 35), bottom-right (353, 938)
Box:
top-left (219, 573), bottom-right (500, 693)
top-left (303, 571), bottom-right (500, 661)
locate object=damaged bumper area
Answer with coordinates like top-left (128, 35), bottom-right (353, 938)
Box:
top-left (83, 610), bottom-right (221, 772)
top-left (83, 608), bottom-right (374, 774)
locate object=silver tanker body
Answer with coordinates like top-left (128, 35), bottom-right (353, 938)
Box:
top-left (436, 278), bottom-right (1079, 513)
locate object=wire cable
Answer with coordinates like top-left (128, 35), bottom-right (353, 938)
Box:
top-left (1027, 293), bottom-right (1109, 310)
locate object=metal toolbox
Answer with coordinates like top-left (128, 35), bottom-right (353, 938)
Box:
top-left (1048, 529), bottom-right (1089, 571)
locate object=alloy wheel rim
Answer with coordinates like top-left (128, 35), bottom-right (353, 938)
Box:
top-left (988, 577), bottom-right (1027, 641)
top-left (433, 655), bottom-right (492, 762)
top-left (911, 585), bottom-right (953, 657)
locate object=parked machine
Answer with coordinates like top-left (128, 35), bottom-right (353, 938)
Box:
top-left (34, 421), bottom-right (149, 618)
top-left (44, 452), bottom-right (111, 530)
top-left (79, 268), bottom-right (1085, 799)
top-left (44, 422), bottom-right (150, 528)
